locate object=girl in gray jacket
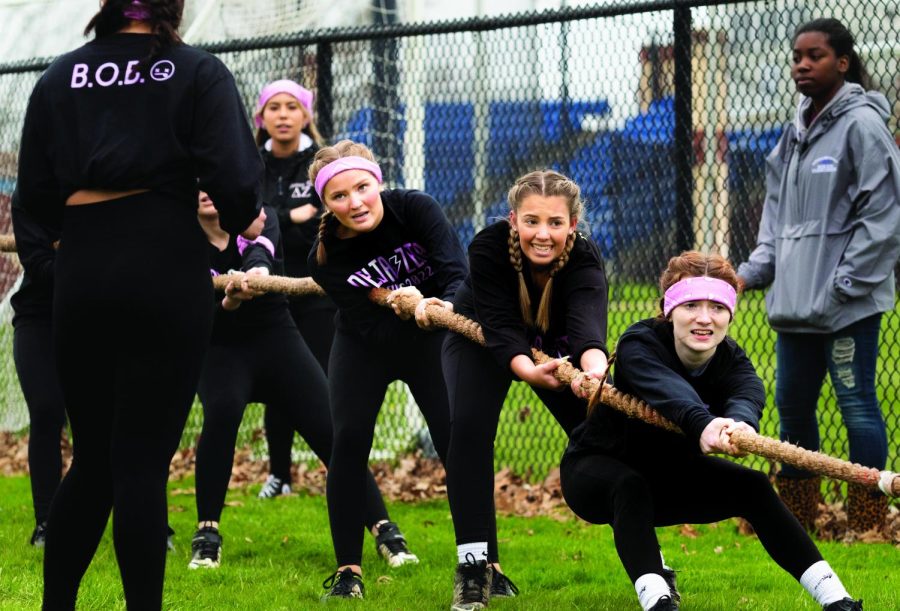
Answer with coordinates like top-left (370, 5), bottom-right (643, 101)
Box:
top-left (738, 18), bottom-right (900, 533)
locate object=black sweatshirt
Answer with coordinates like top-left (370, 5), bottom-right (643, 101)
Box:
top-left (566, 318), bottom-right (765, 458)
top-left (16, 33), bottom-right (262, 235)
top-left (454, 221), bottom-right (608, 372)
top-left (10, 189), bottom-right (59, 326)
top-left (308, 189), bottom-right (467, 344)
top-left (208, 205), bottom-right (293, 336)
top-left (260, 144), bottom-right (321, 279)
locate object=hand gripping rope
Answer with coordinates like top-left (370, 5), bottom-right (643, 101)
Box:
top-left (2, 237), bottom-right (323, 296)
top-left (0, 239), bottom-right (897, 499)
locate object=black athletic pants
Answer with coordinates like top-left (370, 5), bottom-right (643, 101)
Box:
top-left (195, 323), bottom-right (388, 528)
top-left (560, 448), bottom-right (823, 584)
top-left (13, 320), bottom-right (67, 526)
top-left (43, 194), bottom-right (212, 611)
top-left (442, 332), bottom-right (585, 563)
top-left (326, 324), bottom-right (451, 567)
top-left (263, 300), bottom-right (335, 481)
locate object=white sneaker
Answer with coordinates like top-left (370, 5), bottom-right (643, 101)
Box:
top-left (187, 527), bottom-right (222, 569)
top-left (258, 475), bottom-right (291, 499)
top-left (375, 521), bottom-right (419, 567)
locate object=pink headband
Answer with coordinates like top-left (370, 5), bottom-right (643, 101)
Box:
top-left (255, 80), bottom-right (314, 128)
top-left (123, 1), bottom-right (151, 21)
top-left (314, 156), bottom-right (383, 199)
top-left (663, 276), bottom-right (737, 318)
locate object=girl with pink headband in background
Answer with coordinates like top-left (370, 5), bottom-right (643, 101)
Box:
top-left (561, 251), bottom-right (862, 611)
top-left (307, 140), bottom-right (468, 600)
top-left (250, 79), bottom-right (337, 502)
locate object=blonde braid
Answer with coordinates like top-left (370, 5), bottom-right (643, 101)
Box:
top-left (508, 223), bottom-right (534, 327)
top-left (315, 210), bottom-right (332, 265)
top-left (534, 232), bottom-right (576, 333)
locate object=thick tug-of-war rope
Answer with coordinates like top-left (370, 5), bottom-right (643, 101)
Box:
top-left (0, 238), bottom-right (324, 298)
top-left (367, 286), bottom-right (900, 498)
top-left (2, 237), bottom-right (897, 499)
top-left (211, 273), bottom-right (325, 297)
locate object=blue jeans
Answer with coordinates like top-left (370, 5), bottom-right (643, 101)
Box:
top-left (775, 313), bottom-right (887, 478)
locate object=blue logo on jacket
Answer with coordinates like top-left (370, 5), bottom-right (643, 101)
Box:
top-left (811, 156), bottom-right (838, 174)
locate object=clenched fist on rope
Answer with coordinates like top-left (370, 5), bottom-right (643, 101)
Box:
top-left (698, 418), bottom-right (755, 457)
top-left (384, 285), bottom-right (453, 330)
top-left (220, 267), bottom-right (268, 311)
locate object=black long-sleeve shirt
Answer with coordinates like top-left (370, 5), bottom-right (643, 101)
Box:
top-left (260, 145), bottom-right (321, 279)
top-left (10, 189), bottom-right (59, 326)
top-left (16, 33), bottom-right (262, 235)
top-left (308, 189), bottom-right (467, 344)
top-left (208, 205), bottom-right (293, 336)
top-left (567, 318), bottom-right (765, 459)
top-left (454, 221), bottom-right (608, 372)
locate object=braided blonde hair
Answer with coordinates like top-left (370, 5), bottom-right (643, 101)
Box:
top-left (308, 140), bottom-right (378, 265)
top-left (507, 170), bottom-right (583, 333)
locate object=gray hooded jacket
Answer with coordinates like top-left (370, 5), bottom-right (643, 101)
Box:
top-left (738, 83), bottom-right (900, 333)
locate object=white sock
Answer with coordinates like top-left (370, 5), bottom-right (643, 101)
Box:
top-left (800, 560), bottom-right (850, 606)
top-left (635, 573), bottom-right (671, 611)
top-left (660, 549), bottom-right (672, 571)
top-left (457, 542), bottom-right (488, 565)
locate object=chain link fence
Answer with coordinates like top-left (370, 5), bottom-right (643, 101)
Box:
top-left (1, 0), bottom-right (898, 484)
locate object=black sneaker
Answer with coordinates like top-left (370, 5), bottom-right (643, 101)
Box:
top-left (166, 525), bottom-right (176, 553)
top-left (321, 568), bottom-right (364, 600)
top-left (490, 570), bottom-right (519, 598)
top-left (824, 599), bottom-right (863, 611)
top-left (188, 527), bottom-right (222, 569)
top-left (451, 554), bottom-right (492, 611)
top-left (662, 567), bottom-right (680, 604)
top-left (30, 521), bottom-right (47, 548)
top-left (649, 595), bottom-right (679, 611)
top-left (258, 474), bottom-right (291, 499)
top-left (375, 521), bottom-right (419, 567)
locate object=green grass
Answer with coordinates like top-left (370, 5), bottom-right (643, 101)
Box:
top-left (1, 475), bottom-right (898, 610)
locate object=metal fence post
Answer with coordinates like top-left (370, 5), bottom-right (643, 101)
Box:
top-left (315, 41), bottom-right (334, 142)
top-left (673, 4), bottom-right (693, 253)
top-left (373, 0), bottom-right (400, 184)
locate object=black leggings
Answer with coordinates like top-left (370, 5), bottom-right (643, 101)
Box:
top-left (560, 449), bottom-right (823, 584)
top-left (442, 333), bottom-right (585, 563)
top-left (327, 325), bottom-right (452, 567)
top-left (195, 323), bottom-right (387, 527)
top-left (13, 321), bottom-right (67, 525)
top-left (263, 301), bottom-right (335, 480)
top-left (43, 194), bottom-right (213, 611)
